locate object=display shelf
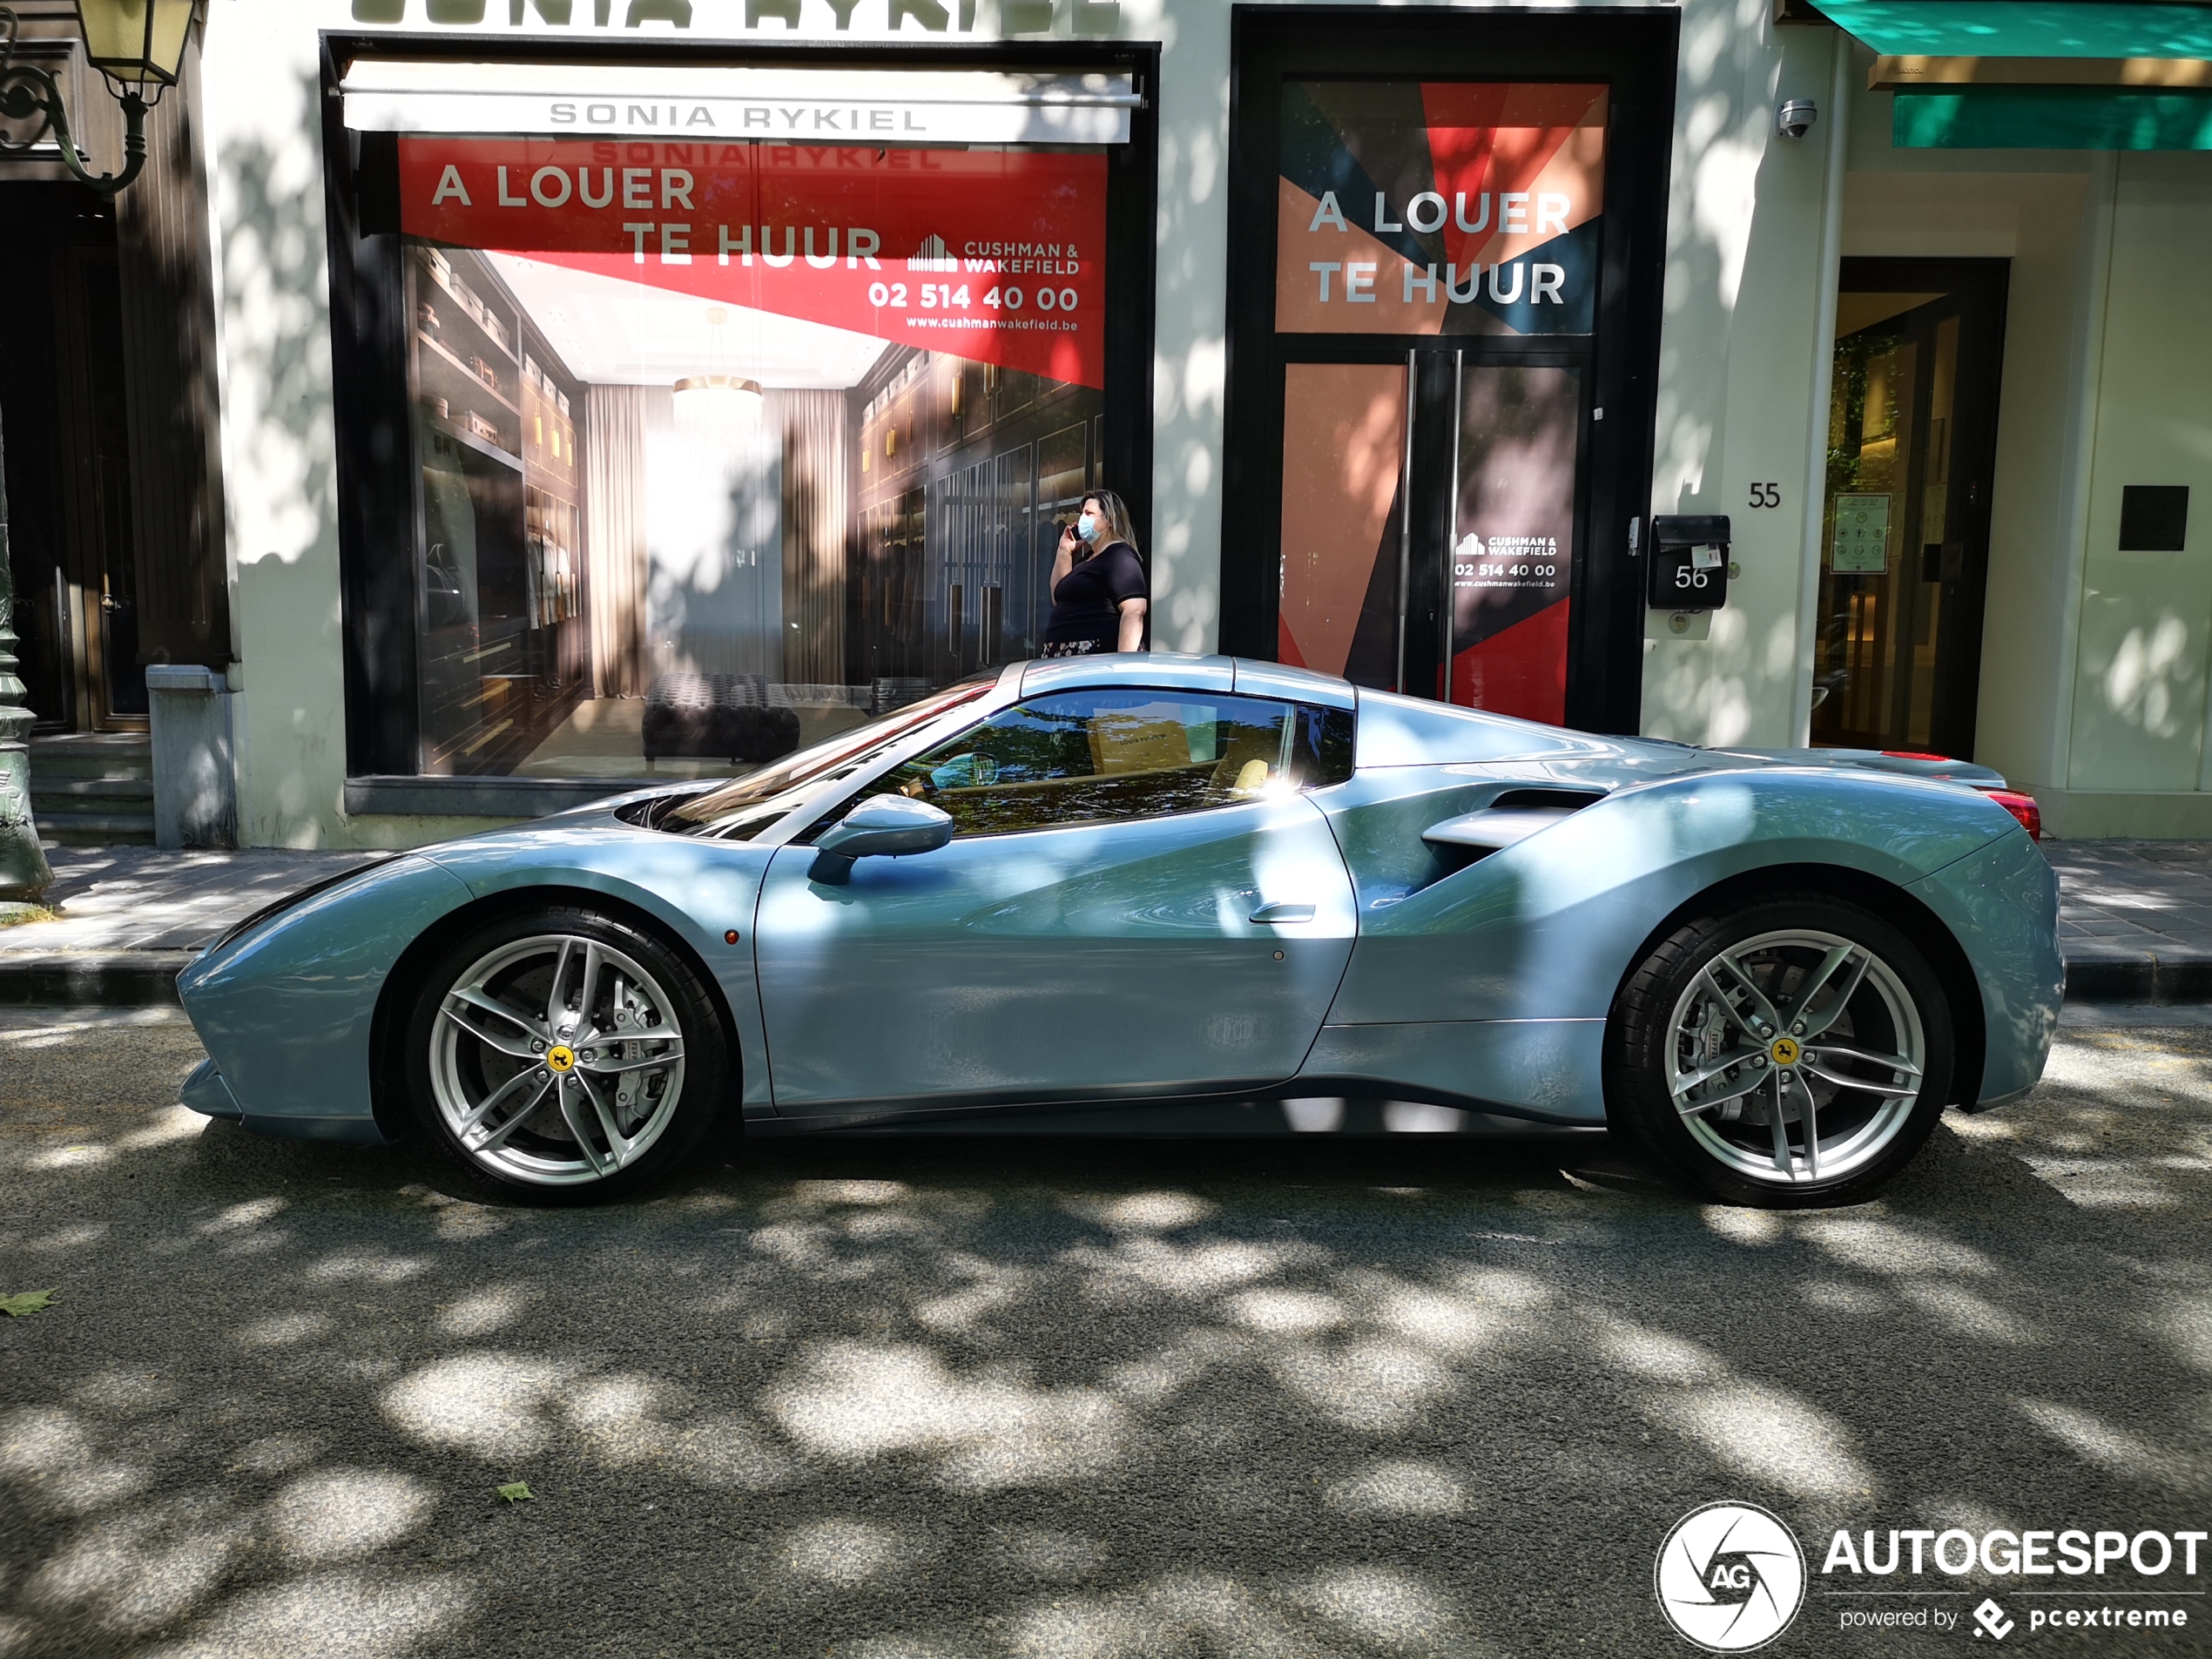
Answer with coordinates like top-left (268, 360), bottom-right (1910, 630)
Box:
top-left (407, 238), bottom-right (592, 779)
top-left (421, 411), bottom-right (522, 472)
top-left (417, 250), bottom-right (518, 367)
top-left (417, 329), bottom-right (520, 416)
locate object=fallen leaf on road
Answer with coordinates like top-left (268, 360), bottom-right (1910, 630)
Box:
top-left (0, 1291), bottom-right (56, 1318)
top-left (497, 1481), bottom-right (534, 1503)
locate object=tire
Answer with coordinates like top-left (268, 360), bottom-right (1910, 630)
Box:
top-left (401, 905), bottom-right (729, 1202)
top-left (1605, 892), bottom-right (1955, 1208)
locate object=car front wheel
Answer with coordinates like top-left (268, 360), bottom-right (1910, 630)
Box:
top-left (1606, 894), bottom-right (1955, 1208)
top-left (402, 906), bottom-right (728, 1200)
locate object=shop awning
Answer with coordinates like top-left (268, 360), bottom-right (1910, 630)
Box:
top-left (1807, 0), bottom-right (2212, 147)
top-left (339, 59), bottom-right (1140, 146)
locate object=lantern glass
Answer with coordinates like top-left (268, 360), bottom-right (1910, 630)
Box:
top-left (74, 0), bottom-right (197, 87)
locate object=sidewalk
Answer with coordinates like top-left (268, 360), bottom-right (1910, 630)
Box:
top-left (2044, 840), bottom-right (2212, 1003)
top-left (1, 839), bottom-right (2209, 1007)
top-left (0, 846), bottom-right (385, 1004)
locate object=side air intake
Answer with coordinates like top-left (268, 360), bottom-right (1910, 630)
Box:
top-left (1421, 789), bottom-right (1606, 873)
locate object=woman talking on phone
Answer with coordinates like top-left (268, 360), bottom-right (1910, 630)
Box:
top-left (1041, 489), bottom-right (1148, 656)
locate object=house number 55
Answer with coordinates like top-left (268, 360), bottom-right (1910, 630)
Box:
top-left (1747, 482), bottom-right (1783, 508)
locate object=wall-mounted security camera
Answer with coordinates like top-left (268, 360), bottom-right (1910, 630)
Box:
top-left (1777, 99), bottom-right (1818, 139)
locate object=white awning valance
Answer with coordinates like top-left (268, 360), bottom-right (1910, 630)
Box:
top-left (339, 59), bottom-right (1138, 145)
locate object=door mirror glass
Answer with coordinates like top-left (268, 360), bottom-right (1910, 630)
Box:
top-left (809, 795), bottom-right (954, 885)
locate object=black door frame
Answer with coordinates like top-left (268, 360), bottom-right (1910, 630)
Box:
top-left (321, 30), bottom-right (1159, 783)
top-left (1222, 3), bottom-right (1676, 733)
top-left (1823, 256), bottom-right (2008, 760)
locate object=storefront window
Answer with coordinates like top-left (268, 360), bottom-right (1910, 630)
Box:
top-left (393, 137), bottom-right (1108, 779)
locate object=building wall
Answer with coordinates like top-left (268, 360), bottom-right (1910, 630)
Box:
top-left (1832, 54), bottom-right (2212, 835)
top-left (2062, 153), bottom-right (2212, 828)
top-left (1638, 17), bottom-right (1845, 746)
top-left (1836, 84), bottom-right (2101, 799)
top-left (199, 0), bottom-right (1845, 846)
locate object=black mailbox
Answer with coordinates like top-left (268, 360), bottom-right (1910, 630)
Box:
top-left (1646, 514), bottom-right (1731, 612)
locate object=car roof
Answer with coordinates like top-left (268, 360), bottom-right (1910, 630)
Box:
top-left (1015, 654), bottom-right (1356, 710)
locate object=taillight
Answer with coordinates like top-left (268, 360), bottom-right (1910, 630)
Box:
top-left (1882, 750), bottom-right (1951, 761)
top-left (1984, 789), bottom-right (2042, 841)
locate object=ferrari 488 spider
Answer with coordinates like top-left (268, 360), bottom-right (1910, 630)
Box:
top-left (178, 655), bottom-right (2060, 1208)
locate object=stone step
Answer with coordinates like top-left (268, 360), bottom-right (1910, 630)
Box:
top-left (37, 811), bottom-right (158, 846)
top-left (29, 740), bottom-right (154, 785)
top-left (30, 777), bottom-right (154, 803)
top-left (30, 733), bottom-right (152, 759)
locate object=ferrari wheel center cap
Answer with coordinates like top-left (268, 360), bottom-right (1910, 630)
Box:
top-left (545, 1044), bottom-right (577, 1074)
top-left (1769, 1035), bottom-right (1802, 1067)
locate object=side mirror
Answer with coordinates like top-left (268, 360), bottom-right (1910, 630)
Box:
top-left (809, 794), bottom-right (955, 885)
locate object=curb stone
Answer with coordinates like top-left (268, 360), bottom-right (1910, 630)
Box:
top-left (0, 948), bottom-right (2202, 1009)
top-left (0, 953), bottom-right (197, 1007)
top-left (2059, 954), bottom-right (2212, 1007)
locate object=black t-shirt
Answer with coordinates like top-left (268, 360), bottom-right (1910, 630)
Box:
top-left (1042, 540), bottom-right (1146, 653)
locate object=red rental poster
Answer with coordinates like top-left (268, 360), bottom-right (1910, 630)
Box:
top-left (399, 138), bottom-right (1107, 388)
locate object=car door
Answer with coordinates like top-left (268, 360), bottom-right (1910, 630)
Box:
top-left (753, 685), bottom-right (1358, 1114)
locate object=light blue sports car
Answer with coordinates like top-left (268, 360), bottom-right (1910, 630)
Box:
top-left (177, 655), bottom-right (2061, 1208)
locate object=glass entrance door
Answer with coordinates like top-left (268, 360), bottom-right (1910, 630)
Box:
top-left (1812, 260), bottom-right (2008, 758)
top-left (1277, 350), bottom-right (1586, 722)
top-left (1224, 10), bottom-right (1679, 736)
top-left (1267, 78), bottom-right (1605, 718)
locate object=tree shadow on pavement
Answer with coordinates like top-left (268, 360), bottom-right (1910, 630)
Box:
top-left (2, 1008), bottom-right (2208, 1656)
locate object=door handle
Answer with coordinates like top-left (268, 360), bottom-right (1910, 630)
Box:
top-left (1250, 901), bottom-right (1316, 924)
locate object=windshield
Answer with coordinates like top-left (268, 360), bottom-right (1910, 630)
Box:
top-left (662, 679), bottom-right (998, 837)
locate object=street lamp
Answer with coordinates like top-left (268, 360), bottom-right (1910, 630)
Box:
top-left (0, 0), bottom-right (199, 192)
top-left (0, 2), bottom-right (196, 902)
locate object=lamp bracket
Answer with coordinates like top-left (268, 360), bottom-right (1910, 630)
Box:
top-left (0, 7), bottom-right (148, 196)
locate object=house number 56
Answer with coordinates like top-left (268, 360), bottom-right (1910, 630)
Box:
top-left (1747, 482), bottom-right (1783, 508)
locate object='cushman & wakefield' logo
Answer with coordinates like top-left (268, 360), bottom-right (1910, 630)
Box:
top-left (1656, 1503), bottom-right (1808, 1652)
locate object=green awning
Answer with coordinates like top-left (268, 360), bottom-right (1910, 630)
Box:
top-left (1812, 1), bottom-right (2212, 58)
top-left (1894, 84), bottom-right (2212, 145)
top-left (1810, 1), bottom-right (2212, 148)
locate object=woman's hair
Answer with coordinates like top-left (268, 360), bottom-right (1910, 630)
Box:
top-left (1081, 489), bottom-right (1141, 559)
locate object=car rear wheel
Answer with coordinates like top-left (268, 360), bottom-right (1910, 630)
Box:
top-left (402, 906), bottom-right (728, 1200)
top-left (1606, 894), bottom-right (1954, 1208)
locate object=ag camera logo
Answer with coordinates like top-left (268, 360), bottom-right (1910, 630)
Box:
top-left (1656, 1502), bottom-right (1807, 1651)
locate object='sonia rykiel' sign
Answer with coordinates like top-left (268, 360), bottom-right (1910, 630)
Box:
top-left (346, 0), bottom-right (1127, 38)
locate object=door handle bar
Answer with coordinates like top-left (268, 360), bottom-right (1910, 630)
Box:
top-left (1250, 901), bottom-right (1316, 924)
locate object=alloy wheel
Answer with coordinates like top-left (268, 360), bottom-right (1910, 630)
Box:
top-left (1663, 928), bottom-right (1926, 1187)
top-left (428, 933), bottom-right (688, 1186)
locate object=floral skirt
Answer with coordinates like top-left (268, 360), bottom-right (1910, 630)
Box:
top-left (1038, 635), bottom-right (1109, 658)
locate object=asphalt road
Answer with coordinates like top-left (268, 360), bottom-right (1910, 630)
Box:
top-left (1, 1007), bottom-right (2209, 1658)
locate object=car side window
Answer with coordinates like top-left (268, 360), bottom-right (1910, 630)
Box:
top-left (846, 690), bottom-right (1339, 838)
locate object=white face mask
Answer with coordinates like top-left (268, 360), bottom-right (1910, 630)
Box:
top-left (1077, 512), bottom-right (1102, 543)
